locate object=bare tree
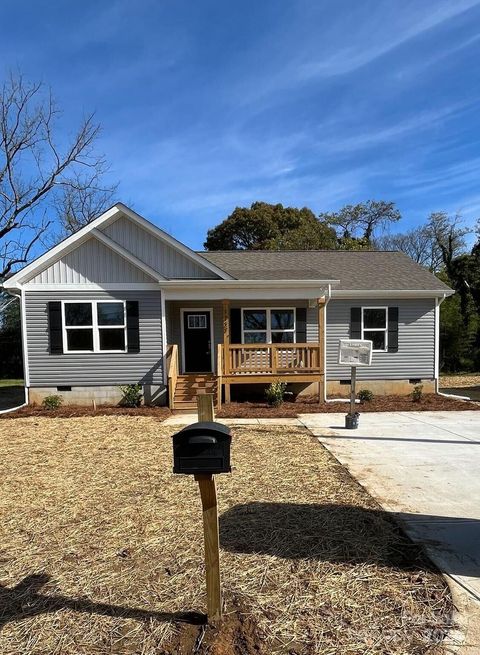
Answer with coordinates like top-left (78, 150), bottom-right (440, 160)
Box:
top-left (427, 212), bottom-right (469, 277)
top-left (0, 73), bottom-right (117, 280)
top-left (375, 213), bottom-right (470, 272)
top-left (375, 225), bottom-right (443, 271)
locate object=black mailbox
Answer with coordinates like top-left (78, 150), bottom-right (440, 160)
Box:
top-left (172, 421), bottom-right (231, 475)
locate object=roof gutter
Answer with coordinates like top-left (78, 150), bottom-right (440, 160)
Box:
top-left (332, 289), bottom-right (454, 299)
top-left (159, 279), bottom-right (340, 289)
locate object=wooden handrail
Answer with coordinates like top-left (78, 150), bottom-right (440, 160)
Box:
top-left (166, 344), bottom-right (179, 409)
top-left (223, 343), bottom-right (323, 375)
top-left (216, 344), bottom-right (223, 410)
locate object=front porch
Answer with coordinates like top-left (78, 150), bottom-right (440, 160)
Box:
top-left (165, 298), bottom-right (326, 410)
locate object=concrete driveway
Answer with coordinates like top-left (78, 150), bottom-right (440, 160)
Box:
top-left (299, 410), bottom-right (480, 601)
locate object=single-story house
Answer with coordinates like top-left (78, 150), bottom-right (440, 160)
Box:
top-left (3, 203), bottom-right (454, 409)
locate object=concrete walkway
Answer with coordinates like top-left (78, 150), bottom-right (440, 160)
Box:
top-left (300, 411), bottom-right (480, 600)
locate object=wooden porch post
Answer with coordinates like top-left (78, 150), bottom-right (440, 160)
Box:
top-left (222, 300), bottom-right (231, 403)
top-left (317, 297), bottom-right (326, 403)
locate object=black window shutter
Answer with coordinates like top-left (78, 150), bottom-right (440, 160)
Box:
top-left (296, 307), bottom-right (306, 343)
top-left (350, 307), bottom-right (361, 339)
top-left (126, 301), bottom-right (140, 353)
top-left (230, 308), bottom-right (242, 344)
top-left (48, 301), bottom-right (63, 354)
top-left (388, 306), bottom-right (399, 352)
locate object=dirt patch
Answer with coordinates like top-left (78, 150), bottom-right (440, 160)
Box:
top-left (0, 418), bottom-right (452, 654)
top-left (217, 393), bottom-right (480, 418)
top-left (161, 605), bottom-right (265, 655)
top-left (0, 404), bottom-right (171, 420)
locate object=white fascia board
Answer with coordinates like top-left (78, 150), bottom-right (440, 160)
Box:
top-left (91, 229), bottom-right (164, 281)
top-left (114, 203), bottom-right (234, 280)
top-left (22, 283), bottom-right (161, 291)
top-left (159, 279), bottom-right (339, 288)
top-left (4, 206), bottom-right (122, 288)
top-left (4, 201), bottom-right (233, 289)
top-left (331, 289), bottom-right (454, 299)
top-left (162, 280), bottom-right (337, 301)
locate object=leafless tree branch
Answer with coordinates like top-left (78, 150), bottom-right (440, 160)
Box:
top-left (0, 72), bottom-right (117, 280)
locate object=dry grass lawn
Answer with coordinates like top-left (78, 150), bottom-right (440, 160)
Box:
top-left (0, 417), bottom-right (452, 654)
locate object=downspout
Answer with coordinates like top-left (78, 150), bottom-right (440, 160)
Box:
top-left (323, 284), bottom-right (331, 402)
top-left (435, 293), bottom-right (471, 401)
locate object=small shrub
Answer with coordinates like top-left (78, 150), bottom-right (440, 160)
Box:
top-left (42, 394), bottom-right (63, 410)
top-left (119, 384), bottom-right (143, 407)
top-left (265, 381), bottom-right (287, 407)
top-left (412, 384), bottom-right (423, 402)
top-left (358, 389), bottom-right (374, 403)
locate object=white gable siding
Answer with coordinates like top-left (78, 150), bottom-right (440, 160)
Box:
top-left (27, 237), bottom-right (154, 284)
top-left (101, 216), bottom-right (218, 279)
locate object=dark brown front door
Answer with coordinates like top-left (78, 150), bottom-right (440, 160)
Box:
top-left (183, 311), bottom-right (212, 373)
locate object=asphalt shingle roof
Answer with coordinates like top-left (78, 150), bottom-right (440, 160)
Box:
top-left (198, 250), bottom-right (451, 292)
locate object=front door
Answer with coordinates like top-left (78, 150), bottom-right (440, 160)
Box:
top-left (182, 310), bottom-right (212, 373)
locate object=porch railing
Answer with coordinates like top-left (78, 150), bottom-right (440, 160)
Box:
top-left (166, 344), bottom-right (178, 409)
top-left (223, 343), bottom-right (322, 375)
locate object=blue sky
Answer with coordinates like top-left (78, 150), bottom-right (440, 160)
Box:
top-left (2, 0), bottom-right (480, 249)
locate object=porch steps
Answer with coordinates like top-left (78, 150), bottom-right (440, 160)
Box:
top-left (173, 374), bottom-right (218, 411)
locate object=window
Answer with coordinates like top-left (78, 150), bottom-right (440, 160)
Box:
top-left (187, 314), bottom-right (207, 329)
top-left (242, 308), bottom-right (295, 344)
top-left (63, 301), bottom-right (127, 353)
top-left (362, 307), bottom-right (388, 351)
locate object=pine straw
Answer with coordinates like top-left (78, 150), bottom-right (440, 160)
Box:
top-left (0, 417), bottom-right (452, 654)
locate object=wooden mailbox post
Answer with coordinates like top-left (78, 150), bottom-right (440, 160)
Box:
top-left (171, 394), bottom-right (229, 625)
top-left (194, 472), bottom-right (222, 622)
top-left (196, 394), bottom-right (221, 622)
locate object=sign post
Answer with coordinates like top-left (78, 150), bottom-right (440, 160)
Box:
top-left (338, 339), bottom-right (373, 429)
top-left (350, 365), bottom-right (356, 417)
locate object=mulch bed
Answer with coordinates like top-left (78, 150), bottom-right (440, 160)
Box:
top-left (0, 419), bottom-right (452, 654)
top-left (0, 404), bottom-right (172, 420)
top-left (217, 393), bottom-right (480, 418)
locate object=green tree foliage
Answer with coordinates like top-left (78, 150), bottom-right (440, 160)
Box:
top-left (434, 222), bottom-right (480, 372)
top-left (204, 202), bottom-right (337, 250)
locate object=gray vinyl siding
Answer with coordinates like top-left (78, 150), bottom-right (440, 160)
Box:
top-left (101, 216), bottom-right (218, 279)
top-left (26, 290), bottom-right (163, 386)
top-left (27, 237), bottom-right (154, 284)
top-left (326, 298), bottom-right (435, 380)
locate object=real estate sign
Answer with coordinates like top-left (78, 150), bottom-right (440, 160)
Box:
top-left (338, 339), bottom-right (373, 367)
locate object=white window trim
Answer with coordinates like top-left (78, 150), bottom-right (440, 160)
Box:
top-left (241, 307), bottom-right (296, 344)
top-left (361, 306), bottom-right (388, 352)
top-left (62, 300), bottom-right (128, 354)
